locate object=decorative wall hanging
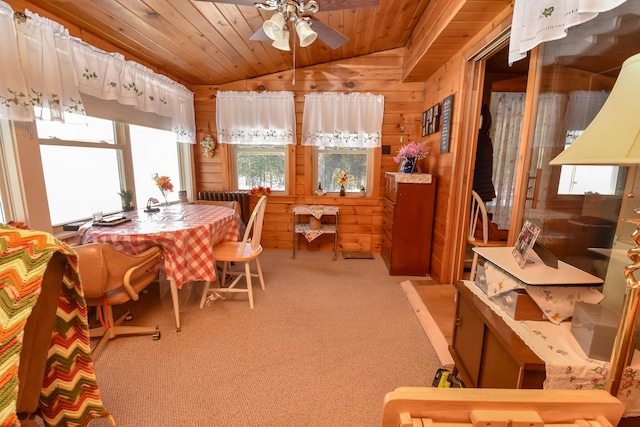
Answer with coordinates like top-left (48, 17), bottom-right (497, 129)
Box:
top-left (200, 134), bottom-right (216, 158)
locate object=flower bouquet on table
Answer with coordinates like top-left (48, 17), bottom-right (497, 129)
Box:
top-left (394, 140), bottom-right (429, 173)
top-left (152, 173), bottom-right (174, 205)
top-left (249, 186), bottom-right (271, 197)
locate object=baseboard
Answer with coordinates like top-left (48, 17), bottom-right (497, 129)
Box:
top-left (401, 281), bottom-right (454, 366)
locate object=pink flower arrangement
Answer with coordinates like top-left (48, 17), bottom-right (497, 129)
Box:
top-left (393, 141), bottom-right (429, 164)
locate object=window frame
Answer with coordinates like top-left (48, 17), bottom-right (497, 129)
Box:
top-left (35, 118), bottom-right (189, 228)
top-left (230, 143), bottom-right (291, 194)
top-left (313, 146), bottom-right (374, 195)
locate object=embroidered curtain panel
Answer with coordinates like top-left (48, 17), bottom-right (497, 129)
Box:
top-left (0, 3), bottom-right (30, 122)
top-left (216, 91), bottom-right (296, 145)
top-left (15, 10), bottom-right (85, 123)
top-left (301, 92), bottom-right (384, 148)
top-left (509, 0), bottom-right (628, 65)
top-left (0, 2), bottom-right (195, 144)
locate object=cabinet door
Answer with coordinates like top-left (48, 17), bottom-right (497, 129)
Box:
top-left (451, 294), bottom-right (485, 387)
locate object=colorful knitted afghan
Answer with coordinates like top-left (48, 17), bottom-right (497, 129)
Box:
top-left (0, 225), bottom-right (112, 426)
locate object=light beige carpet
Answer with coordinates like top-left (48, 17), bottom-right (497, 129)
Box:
top-left (80, 249), bottom-right (441, 427)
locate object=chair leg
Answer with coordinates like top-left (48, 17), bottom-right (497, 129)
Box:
top-left (245, 261), bottom-right (254, 309)
top-left (255, 258), bottom-right (265, 290)
top-left (199, 281), bottom-right (211, 309)
top-left (470, 252), bottom-right (479, 281)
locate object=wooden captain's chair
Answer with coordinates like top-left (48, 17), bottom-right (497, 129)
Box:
top-left (468, 190), bottom-right (508, 281)
top-left (74, 243), bottom-right (162, 357)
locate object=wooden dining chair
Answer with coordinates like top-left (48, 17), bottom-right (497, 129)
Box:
top-left (467, 190), bottom-right (508, 281)
top-left (200, 195), bottom-right (268, 309)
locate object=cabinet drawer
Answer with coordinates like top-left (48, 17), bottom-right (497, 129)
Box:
top-left (383, 201), bottom-right (395, 219)
top-left (381, 235), bottom-right (392, 266)
top-left (381, 215), bottom-right (393, 239)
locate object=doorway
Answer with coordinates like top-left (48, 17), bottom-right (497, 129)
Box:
top-left (464, 44), bottom-right (530, 271)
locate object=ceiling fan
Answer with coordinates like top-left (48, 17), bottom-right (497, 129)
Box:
top-left (195, 0), bottom-right (380, 50)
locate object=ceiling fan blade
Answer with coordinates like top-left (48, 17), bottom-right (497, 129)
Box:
top-left (249, 26), bottom-right (269, 41)
top-left (316, 0), bottom-right (380, 12)
top-left (309, 17), bottom-right (349, 49)
top-left (193, 0), bottom-right (256, 6)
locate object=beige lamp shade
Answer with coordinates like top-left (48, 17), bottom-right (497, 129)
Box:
top-left (549, 52), bottom-right (640, 166)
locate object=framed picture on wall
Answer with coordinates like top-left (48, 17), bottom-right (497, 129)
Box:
top-left (422, 111), bottom-right (428, 136)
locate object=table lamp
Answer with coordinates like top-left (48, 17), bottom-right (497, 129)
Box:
top-left (550, 52), bottom-right (640, 396)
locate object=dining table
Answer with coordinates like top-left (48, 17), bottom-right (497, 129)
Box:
top-left (81, 203), bottom-right (240, 331)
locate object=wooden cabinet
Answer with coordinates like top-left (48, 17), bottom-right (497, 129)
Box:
top-left (381, 172), bottom-right (436, 276)
top-left (449, 280), bottom-right (546, 389)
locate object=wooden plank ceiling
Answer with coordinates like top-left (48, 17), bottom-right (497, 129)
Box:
top-left (17, 0), bottom-right (512, 86)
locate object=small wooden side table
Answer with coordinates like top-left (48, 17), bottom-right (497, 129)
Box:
top-left (292, 205), bottom-right (339, 260)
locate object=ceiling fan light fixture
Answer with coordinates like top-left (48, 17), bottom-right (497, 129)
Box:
top-left (272, 28), bottom-right (291, 51)
top-left (263, 12), bottom-right (285, 41)
top-left (295, 19), bottom-right (317, 47)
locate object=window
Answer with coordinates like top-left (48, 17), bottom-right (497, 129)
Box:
top-left (557, 130), bottom-right (621, 195)
top-left (234, 144), bottom-right (286, 191)
top-left (302, 92), bottom-right (383, 194)
top-left (216, 91), bottom-right (296, 193)
top-left (130, 125), bottom-right (182, 207)
top-left (37, 116), bottom-right (183, 225)
top-left (316, 147), bottom-right (370, 193)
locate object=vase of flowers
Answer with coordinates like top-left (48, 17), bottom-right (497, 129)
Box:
top-left (394, 141), bottom-right (429, 173)
top-left (152, 173), bottom-right (174, 205)
top-left (333, 169), bottom-right (353, 197)
top-left (249, 186), bottom-right (271, 197)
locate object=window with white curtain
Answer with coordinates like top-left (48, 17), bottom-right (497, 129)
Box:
top-left (216, 91), bottom-right (295, 192)
top-left (302, 92), bottom-right (383, 194)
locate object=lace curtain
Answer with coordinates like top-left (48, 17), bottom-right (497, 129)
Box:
top-left (0, 3), bottom-right (29, 122)
top-left (529, 93), bottom-right (569, 211)
top-left (301, 92), bottom-right (384, 148)
top-left (509, 0), bottom-right (628, 65)
top-left (216, 91), bottom-right (296, 145)
top-left (487, 92), bottom-right (526, 230)
top-left (0, 2), bottom-right (195, 143)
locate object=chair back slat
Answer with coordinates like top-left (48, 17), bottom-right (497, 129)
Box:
top-left (469, 190), bottom-right (490, 244)
top-left (238, 196), bottom-right (268, 255)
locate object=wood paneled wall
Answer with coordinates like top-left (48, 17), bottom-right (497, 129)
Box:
top-left (191, 48), bottom-right (428, 257)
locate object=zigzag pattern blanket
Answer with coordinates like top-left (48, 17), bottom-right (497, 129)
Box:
top-left (0, 225), bottom-right (111, 426)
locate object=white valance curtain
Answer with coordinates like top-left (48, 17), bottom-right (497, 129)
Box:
top-left (0, 3), bottom-right (195, 143)
top-left (509, 0), bottom-right (628, 65)
top-left (301, 92), bottom-right (384, 148)
top-left (216, 91), bottom-right (296, 145)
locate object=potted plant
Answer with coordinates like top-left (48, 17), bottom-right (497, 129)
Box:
top-left (118, 188), bottom-right (134, 211)
top-left (359, 184), bottom-right (366, 197)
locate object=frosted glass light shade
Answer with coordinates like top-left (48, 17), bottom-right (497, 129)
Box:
top-left (272, 29), bottom-right (290, 51)
top-left (550, 53), bottom-right (640, 166)
top-left (295, 20), bottom-right (317, 47)
top-left (263, 13), bottom-right (285, 41)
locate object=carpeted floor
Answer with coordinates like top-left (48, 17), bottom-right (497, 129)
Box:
top-left (79, 249), bottom-right (441, 427)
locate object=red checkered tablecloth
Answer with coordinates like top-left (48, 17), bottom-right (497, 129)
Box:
top-left (82, 204), bottom-right (240, 288)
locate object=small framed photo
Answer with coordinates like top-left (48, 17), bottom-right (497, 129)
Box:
top-left (512, 220), bottom-right (541, 268)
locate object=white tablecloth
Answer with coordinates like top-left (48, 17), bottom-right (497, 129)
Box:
top-left (463, 280), bottom-right (640, 417)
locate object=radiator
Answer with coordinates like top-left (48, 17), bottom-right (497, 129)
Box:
top-left (197, 191), bottom-right (250, 224)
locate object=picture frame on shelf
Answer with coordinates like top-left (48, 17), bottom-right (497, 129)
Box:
top-left (512, 220), bottom-right (541, 268)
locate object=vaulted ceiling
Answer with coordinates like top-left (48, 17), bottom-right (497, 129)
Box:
top-left (13, 0), bottom-right (514, 86)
